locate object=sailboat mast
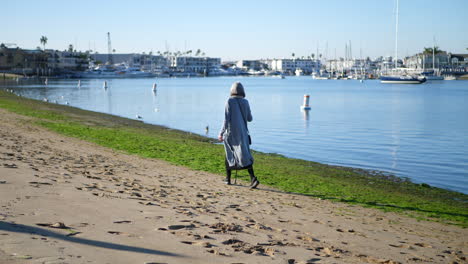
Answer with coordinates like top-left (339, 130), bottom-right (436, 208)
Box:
top-left (432, 36), bottom-right (435, 71)
top-left (394, 0), bottom-right (399, 69)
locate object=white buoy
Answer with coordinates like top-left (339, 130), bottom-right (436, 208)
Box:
top-left (77, 80), bottom-right (81, 88)
top-left (360, 79), bottom-right (363, 83)
top-left (43, 98), bottom-right (48, 102)
top-left (44, 78), bottom-right (48, 85)
top-left (103, 81), bottom-right (108, 89)
top-left (300, 94), bottom-right (311, 110)
top-left (152, 83), bottom-right (157, 91)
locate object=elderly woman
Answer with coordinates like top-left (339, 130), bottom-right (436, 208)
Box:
top-left (218, 82), bottom-right (259, 188)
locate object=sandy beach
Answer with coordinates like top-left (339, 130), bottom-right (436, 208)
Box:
top-left (0, 108), bottom-right (466, 264)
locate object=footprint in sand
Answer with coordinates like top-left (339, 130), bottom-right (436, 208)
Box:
top-left (180, 241), bottom-right (214, 248)
top-left (113, 220), bottom-right (132, 224)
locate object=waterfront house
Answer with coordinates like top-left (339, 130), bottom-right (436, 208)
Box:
top-left (0, 45), bottom-right (48, 76)
top-left (270, 58), bottom-right (320, 75)
top-left (46, 50), bottom-right (89, 74)
top-left (169, 56), bottom-right (221, 75)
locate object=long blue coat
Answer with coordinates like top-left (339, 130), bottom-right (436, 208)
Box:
top-left (219, 97), bottom-right (253, 169)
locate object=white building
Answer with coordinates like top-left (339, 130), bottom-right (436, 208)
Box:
top-left (169, 56), bottom-right (221, 74)
top-left (404, 52), bottom-right (451, 71)
top-left (270, 59), bottom-right (320, 74)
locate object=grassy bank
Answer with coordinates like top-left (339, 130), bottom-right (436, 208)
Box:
top-left (0, 90), bottom-right (467, 226)
top-left (1, 73), bottom-right (23, 80)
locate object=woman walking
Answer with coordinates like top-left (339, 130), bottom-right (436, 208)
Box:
top-left (218, 82), bottom-right (259, 188)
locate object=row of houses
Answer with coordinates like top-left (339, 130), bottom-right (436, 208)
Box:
top-left (236, 59), bottom-right (322, 74)
top-left (0, 45), bottom-right (89, 76)
top-left (0, 45), bottom-right (222, 76)
top-left (90, 53), bottom-right (222, 75)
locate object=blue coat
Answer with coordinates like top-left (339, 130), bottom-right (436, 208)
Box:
top-left (219, 97), bottom-right (253, 169)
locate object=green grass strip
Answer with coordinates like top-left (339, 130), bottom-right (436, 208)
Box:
top-left (0, 90), bottom-right (467, 226)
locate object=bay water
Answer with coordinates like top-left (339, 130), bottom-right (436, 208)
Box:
top-left (2, 77), bottom-right (467, 194)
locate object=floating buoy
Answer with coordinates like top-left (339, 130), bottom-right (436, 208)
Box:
top-left (77, 80), bottom-right (81, 88)
top-left (300, 94), bottom-right (311, 110)
top-left (103, 81), bottom-right (108, 89)
top-left (152, 83), bottom-right (157, 91)
top-left (360, 80), bottom-right (363, 83)
top-left (44, 78), bottom-right (48, 85)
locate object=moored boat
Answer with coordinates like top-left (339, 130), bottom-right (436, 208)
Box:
top-left (380, 75), bottom-right (426, 84)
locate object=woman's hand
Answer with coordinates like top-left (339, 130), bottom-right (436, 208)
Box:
top-left (218, 135), bottom-right (223, 142)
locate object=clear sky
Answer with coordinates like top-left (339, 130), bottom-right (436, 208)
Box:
top-left (3, 0), bottom-right (467, 61)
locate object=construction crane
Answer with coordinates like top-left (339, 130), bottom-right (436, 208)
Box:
top-left (107, 32), bottom-right (113, 65)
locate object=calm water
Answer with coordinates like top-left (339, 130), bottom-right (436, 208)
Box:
top-left (2, 77), bottom-right (467, 194)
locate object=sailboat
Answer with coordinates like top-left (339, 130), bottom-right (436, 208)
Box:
top-left (380, 0), bottom-right (426, 84)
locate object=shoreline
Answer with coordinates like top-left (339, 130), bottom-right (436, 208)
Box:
top-left (0, 90), bottom-right (467, 223)
top-left (0, 90), bottom-right (467, 263)
top-left (2, 78), bottom-right (466, 195)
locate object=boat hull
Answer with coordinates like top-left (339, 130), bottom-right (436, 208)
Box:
top-left (380, 76), bottom-right (426, 84)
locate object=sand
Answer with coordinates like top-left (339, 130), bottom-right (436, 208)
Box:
top-left (0, 108), bottom-right (466, 264)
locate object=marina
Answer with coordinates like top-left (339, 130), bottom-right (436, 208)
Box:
top-left (2, 76), bottom-right (467, 194)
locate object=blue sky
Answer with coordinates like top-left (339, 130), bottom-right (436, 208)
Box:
top-left (3, 0), bottom-right (467, 60)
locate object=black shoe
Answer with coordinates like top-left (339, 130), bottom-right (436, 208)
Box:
top-left (223, 178), bottom-right (231, 185)
top-left (250, 178), bottom-right (259, 189)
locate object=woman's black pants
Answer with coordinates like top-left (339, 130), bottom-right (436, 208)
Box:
top-left (225, 159), bottom-right (255, 180)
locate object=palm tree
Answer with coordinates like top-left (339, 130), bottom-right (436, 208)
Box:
top-left (423, 46), bottom-right (442, 55)
top-left (68, 44), bottom-right (73, 52)
top-left (291, 53), bottom-right (295, 59)
top-left (40, 36), bottom-right (48, 50)
top-left (195, 49), bottom-right (201, 56)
